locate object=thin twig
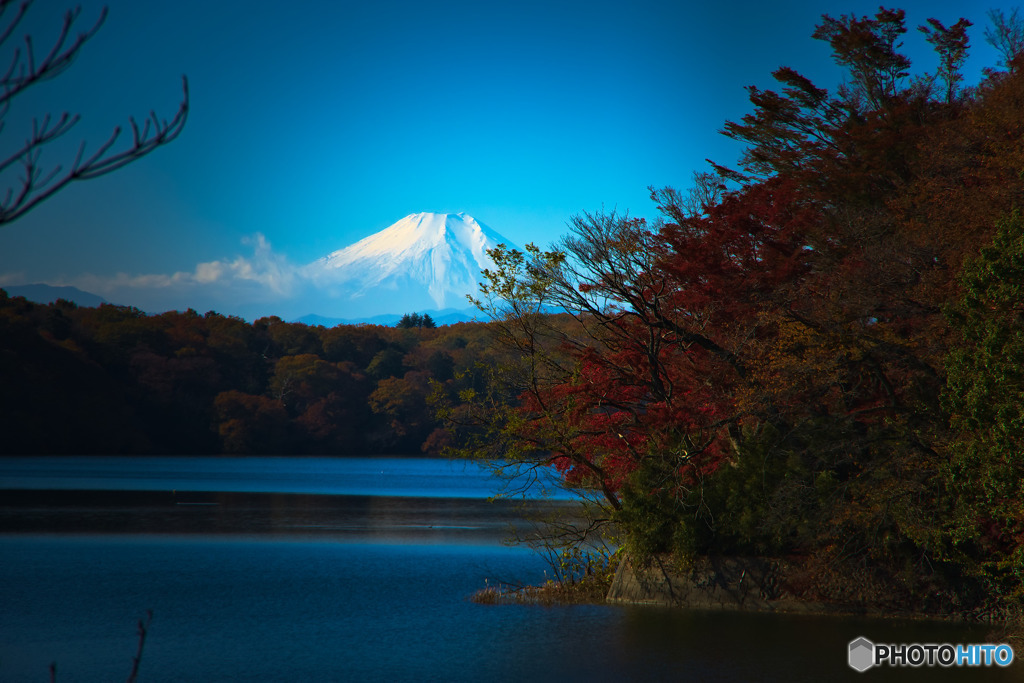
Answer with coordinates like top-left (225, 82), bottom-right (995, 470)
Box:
top-left (125, 610), bottom-right (153, 683)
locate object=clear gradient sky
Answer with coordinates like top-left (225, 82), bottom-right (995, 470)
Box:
top-left (0, 0), bottom-right (1014, 320)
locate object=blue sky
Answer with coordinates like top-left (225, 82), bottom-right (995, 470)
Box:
top-left (0, 0), bottom-right (1012, 320)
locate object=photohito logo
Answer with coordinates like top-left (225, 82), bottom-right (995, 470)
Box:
top-left (848, 636), bottom-right (1014, 671)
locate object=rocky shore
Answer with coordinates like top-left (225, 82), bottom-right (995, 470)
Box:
top-left (605, 555), bottom-right (993, 622)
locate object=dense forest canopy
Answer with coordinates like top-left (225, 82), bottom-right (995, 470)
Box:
top-left (0, 299), bottom-right (496, 456)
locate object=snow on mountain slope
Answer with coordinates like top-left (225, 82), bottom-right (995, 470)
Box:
top-left (304, 212), bottom-right (513, 312)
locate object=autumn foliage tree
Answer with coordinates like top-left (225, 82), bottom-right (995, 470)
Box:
top-left (457, 6), bottom-right (1024, 613)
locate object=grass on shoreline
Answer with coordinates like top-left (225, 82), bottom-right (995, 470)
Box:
top-left (470, 566), bottom-right (615, 606)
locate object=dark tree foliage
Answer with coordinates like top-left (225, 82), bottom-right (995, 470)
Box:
top-left (942, 211), bottom-right (1024, 611)
top-left (397, 312), bottom-right (437, 329)
top-left (0, 293), bottom-right (496, 456)
top-left (812, 7), bottom-right (912, 111)
top-left (985, 8), bottom-right (1024, 71)
top-left (919, 17), bottom-right (972, 103)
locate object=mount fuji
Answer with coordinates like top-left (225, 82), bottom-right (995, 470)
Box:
top-left (302, 212), bottom-right (514, 320)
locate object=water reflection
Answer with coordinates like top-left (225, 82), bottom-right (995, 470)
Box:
top-left (0, 488), bottom-right (577, 544)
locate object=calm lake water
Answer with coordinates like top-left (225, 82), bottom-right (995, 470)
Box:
top-left (0, 456), bottom-right (1019, 682)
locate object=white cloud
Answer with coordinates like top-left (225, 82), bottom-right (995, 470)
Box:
top-left (0, 270), bottom-right (28, 286)
top-left (59, 234), bottom-right (306, 316)
top-left (184, 234), bottom-right (297, 294)
top-left (193, 261), bottom-right (224, 284)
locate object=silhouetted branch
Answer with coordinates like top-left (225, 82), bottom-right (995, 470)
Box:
top-left (0, 1), bottom-right (189, 226)
top-left (0, 1), bottom-right (107, 113)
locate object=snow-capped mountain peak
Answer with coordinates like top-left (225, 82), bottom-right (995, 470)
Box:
top-left (305, 212), bottom-right (513, 314)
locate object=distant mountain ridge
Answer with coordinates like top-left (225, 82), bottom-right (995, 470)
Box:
top-left (2, 283), bottom-right (107, 308)
top-left (4, 212), bottom-right (513, 324)
top-left (293, 307), bottom-right (480, 328)
top-left (303, 212), bottom-right (513, 317)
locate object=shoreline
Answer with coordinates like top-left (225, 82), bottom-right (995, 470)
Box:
top-left (477, 553), bottom-right (1021, 637)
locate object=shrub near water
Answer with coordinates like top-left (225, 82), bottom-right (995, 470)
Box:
top-left (471, 549), bottom-right (619, 606)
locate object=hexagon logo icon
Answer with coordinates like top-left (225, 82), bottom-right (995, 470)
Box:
top-left (849, 637), bottom-right (875, 672)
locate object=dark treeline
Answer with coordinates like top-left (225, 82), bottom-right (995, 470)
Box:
top-left (0, 297), bottom-right (500, 455)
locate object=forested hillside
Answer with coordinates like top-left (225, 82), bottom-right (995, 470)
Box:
top-left (0, 296), bottom-right (501, 456)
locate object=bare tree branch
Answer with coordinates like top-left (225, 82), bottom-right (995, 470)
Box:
top-left (0, 2), bottom-right (188, 226)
